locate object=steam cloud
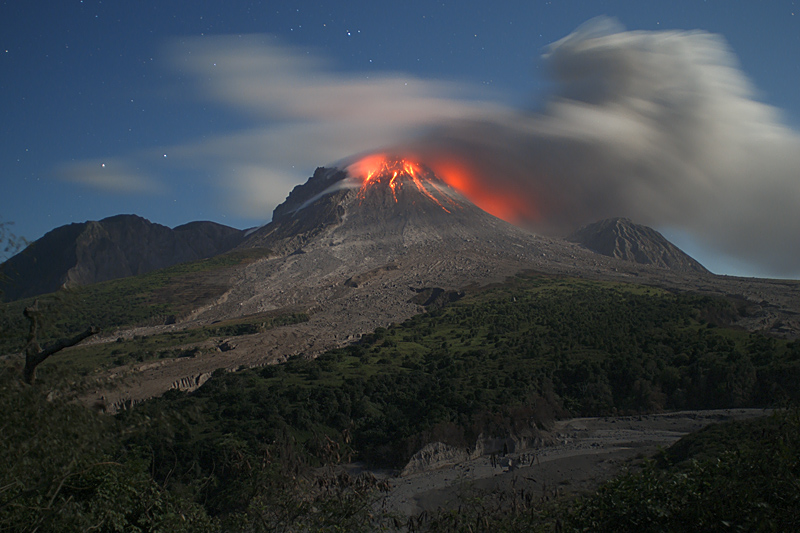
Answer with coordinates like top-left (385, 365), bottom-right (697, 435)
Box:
top-left (409, 18), bottom-right (800, 277)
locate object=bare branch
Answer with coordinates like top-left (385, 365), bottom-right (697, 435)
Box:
top-left (22, 301), bottom-right (98, 384)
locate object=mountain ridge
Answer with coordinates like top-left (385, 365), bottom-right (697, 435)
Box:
top-left (567, 217), bottom-right (709, 273)
top-left (0, 214), bottom-right (246, 301)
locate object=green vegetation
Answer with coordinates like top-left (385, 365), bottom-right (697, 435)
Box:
top-left (0, 367), bottom-right (214, 532)
top-left (0, 247), bottom-right (271, 356)
top-left (3, 273), bottom-right (799, 530)
top-left (113, 275), bottom-right (799, 525)
top-left (0, 367), bottom-right (389, 532)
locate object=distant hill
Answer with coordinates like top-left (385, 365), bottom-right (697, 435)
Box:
top-left (567, 217), bottom-right (708, 273)
top-left (0, 215), bottom-right (246, 301)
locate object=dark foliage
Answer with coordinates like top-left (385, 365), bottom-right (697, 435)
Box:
top-left (563, 408), bottom-right (800, 532)
top-left (117, 276), bottom-right (797, 524)
top-left (0, 368), bottom-right (213, 532)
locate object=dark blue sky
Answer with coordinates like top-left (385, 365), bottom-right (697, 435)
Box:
top-left (2, 1), bottom-right (799, 277)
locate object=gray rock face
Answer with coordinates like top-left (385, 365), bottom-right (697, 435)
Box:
top-left (567, 217), bottom-right (708, 273)
top-left (401, 442), bottom-right (469, 476)
top-left (239, 161), bottom-right (524, 254)
top-left (241, 161), bottom-right (479, 251)
top-left (0, 215), bottom-right (245, 301)
top-left (241, 167), bottom-right (351, 254)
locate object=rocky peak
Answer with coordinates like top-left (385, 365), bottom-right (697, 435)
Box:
top-left (271, 167), bottom-right (349, 223)
top-left (240, 157), bottom-right (478, 253)
top-left (567, 217), bottom-right (708, 273)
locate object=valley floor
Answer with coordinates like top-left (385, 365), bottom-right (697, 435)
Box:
top-left (375, 408), bottom-right (770, 517)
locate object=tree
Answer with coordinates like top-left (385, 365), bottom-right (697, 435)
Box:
top-left (0, 218), bottom-right (25, 263)
top-left (22, 300), bottom-right (98, 384)
top-left (0, 218), bottom-right (26, 302)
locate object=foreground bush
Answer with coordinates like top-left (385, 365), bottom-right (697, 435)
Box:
top-left (0, 369), bottom-right (213, 532)
top-left (563, 408), bottom-right (800, 532)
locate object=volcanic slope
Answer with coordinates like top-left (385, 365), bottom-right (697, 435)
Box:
top-left (84, 157), bottom-right (800, 409)
top-left (195, 158), bottom-right (587, 344)
top-left (89, 159), bottom-right (590, 406)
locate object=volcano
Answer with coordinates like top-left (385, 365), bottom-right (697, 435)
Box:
top-left (52, 155), bottom-right (799, 410)
top-left (567, 217), bottom-right (709, 273)
top-left (186, 154), bottom-right (729, 363)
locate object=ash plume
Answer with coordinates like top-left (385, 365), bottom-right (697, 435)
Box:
top-left (409, 18), bottom-right (800, 277)
top-left (61, 20), bottom-right (800, 277)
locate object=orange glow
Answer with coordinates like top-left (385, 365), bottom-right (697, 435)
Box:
top-left (423, 156), bottom-right (540, 224)
top-left (346, 154), bottom-right (454, 213)
top-left (346, 153), bottom-right (540, 224)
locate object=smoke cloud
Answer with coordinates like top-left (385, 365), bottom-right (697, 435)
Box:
top-left (61, 21), bottom-right (800, 277)
top-left (409, 18), bottom-right (800, 277)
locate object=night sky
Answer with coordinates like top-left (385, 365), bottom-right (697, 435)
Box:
top-left (2, 1), bottom-right (799, 278)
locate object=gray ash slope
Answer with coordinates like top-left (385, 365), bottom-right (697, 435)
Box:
top-left (0, 215), bottom-right (245, 301)
top-left (568, 217), bottom-right (708, 273)
top-left (241, 163), bottom-right (531, 254)
top-left (195, 161), bottom-right (716, 349)
top-left (204, 163), bottom-right (580, 327)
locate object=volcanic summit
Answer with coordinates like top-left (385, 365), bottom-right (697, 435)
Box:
top-left (186, 153), bottom-right (732, 365)
top-left (241, 155), bottom-right (516, 254)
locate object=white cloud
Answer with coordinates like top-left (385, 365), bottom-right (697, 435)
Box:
top-left (223, 165), bottom-right (304, 218)
top-left (148, 35), bottom-right (506, 221)
top-left (58, 159), bottom-right (164, 195)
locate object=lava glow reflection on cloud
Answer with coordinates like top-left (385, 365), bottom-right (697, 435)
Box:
top-left (345, 152), bottom-right (541, 222)
top-left (422, 156), bottom-right (541, 224)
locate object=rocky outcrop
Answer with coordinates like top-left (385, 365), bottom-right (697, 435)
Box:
top-left (567, 217), bottom-right (708, 273)
top-left (409, 287), bottom-right (465, 308)
top-left (401, 431), bottom-right (554, 476)
top-left (240, 167), bottom-right (351, 254)
top-left (401, 442), bottom-right (470, 477)
top-left (0, 215), bottom-right (246, 301)
top-left (170, 372), bottom-right (212, 392)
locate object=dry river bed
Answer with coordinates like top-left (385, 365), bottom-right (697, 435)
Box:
top-left (372, 408), bottom-right (770, 517)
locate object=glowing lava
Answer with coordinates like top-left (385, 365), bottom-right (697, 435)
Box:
top-left (346, 153), bottom-right (541, 224)
top-left (346, 154), bottom-right (457, 213)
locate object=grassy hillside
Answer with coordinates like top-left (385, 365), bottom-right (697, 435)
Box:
top-left (0, 247), bottom-right (271, 356)
top-left (31, 311), bottom-right (308, 380)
